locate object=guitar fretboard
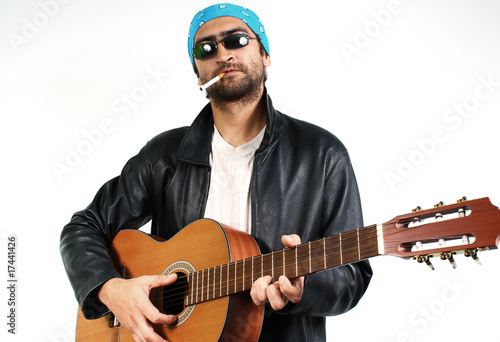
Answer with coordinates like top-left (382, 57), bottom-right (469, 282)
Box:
top-left (185, 225), bottom-right (380, 306)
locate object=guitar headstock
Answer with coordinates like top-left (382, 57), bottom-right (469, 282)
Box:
top-left (380, 197), bottom-right (500, 269)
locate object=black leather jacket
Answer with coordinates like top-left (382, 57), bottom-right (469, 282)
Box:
top-left (60, 90), bottom-right (372, 341)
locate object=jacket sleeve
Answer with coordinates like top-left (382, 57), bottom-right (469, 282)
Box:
top-left (59, 144), bottom-right (154, 319)
top-left (282, 151), bottom-right (372, 317)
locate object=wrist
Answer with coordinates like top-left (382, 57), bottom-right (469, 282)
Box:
top-left (98, 277), bottom-right (120, 305)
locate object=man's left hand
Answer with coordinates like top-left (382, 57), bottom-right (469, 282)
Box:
top-left (250, 234), bottom-right (304, 311)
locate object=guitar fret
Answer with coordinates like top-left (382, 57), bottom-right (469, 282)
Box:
top-left (186, 273), bottom-right (189, 306)
top-left (196, 271), bottom-right (199, 303)
top-left (307, 242), bottom-right (311, 273)
top-left (191, 273), bottom-right (195, 305)
top-left (226, 263), bottom-right (229, 296)
top-left (185, 273), bottom-right (189, 306)
top-left (281, 250), bottom-right (287, 276)
top-left (295, 246), bottom-right (298, 277)
top-left (339, 233), bottom-right (343, 265)
top-left (188, 273), bottom-right (191, 305)
top-left (207, 269), bottom-right (210, 301)
top-left (283, 249), bottom-right (285, 277)
top-left (323, 238), bottom-right (326, 269)
top-left (357, 229), bottom-right (361, 260)
top-left (234, 262), bottom-right (237, 294)
top-left (251, 256), bottom-right (255, 284)
top-left (260, 255), bottom-right (264, 278)
top-left (213, 266), bottom-right (216, 300)
top-left (201, 270), bottom-right (204, 302)
top-left (271, 251), bottom-right (274, 280)
top-left (220, 264), bottom-right (222, 298)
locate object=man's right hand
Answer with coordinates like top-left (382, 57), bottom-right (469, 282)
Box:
top-left (98, 274), bottom-right (178, 342)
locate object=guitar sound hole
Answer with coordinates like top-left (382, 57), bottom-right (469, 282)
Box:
top-left (160, 272), bottom-right (188, 316)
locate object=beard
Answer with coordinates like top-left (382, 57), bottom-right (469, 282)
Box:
top-left (203, 61), bottom-right (266, 108)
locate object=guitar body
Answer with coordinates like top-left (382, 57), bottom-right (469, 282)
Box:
top-left (76, 219), bottom-right (264, 342)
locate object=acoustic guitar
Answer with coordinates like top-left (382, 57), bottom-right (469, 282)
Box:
top-left (75, 197), bottom-right (500, 341)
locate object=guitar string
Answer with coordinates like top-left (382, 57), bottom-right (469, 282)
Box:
top-left (157, 217), bottom-right (473, 307)
top-left (158, 244), bottom-right (377, 308)
top-left (158, 227), bottom-right (382, 306)
top-left (158, 229), bottom-right (417, 307)
top-left (157, 225), bottom-right (383, 307)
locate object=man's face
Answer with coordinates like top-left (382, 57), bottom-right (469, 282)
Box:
top-left (193, 16), bottom-right (271, 104)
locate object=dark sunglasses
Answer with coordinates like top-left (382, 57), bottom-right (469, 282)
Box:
top-left (193, 33), bottom-right (257, 60)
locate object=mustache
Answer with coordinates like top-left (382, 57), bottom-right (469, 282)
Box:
top-left (214, 63), bottom-right (246, 76)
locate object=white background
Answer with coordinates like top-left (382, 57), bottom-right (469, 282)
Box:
top-left (1, 1), bottom-right (499, 341)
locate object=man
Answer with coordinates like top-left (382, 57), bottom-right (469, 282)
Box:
top-left (60, 3), bottom-right (372, 342)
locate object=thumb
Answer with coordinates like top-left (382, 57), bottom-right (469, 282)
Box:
top-left (148, 273), bottom-right (178, 288)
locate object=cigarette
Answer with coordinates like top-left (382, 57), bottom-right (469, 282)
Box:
top-left (199, 73), bottom-right (225, 91)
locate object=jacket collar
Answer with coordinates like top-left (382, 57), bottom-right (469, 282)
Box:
top-left (176, 88), bottom-right (285, 166)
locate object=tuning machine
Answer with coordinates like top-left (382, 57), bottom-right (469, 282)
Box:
top-left (411, 206), bottom-right (422, 225)
top-left (440, 251), bottom-right (457, 268)
top-left (434, 201), bottom-right (444, 208)
top-left (413, 255), bottom-right (434, 270)
top-left (464, 248), bottom-right (482, 265)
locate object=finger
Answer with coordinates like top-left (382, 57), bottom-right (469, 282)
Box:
top-left (117, 306), bottom-right (165, 342)
top-left (281, 234), bottom-right (301, 248)
top-left (138, 292), bottom-right (177, 327)
top-left (250, 275), bottom-right (272, 305)
top-left (266, 281), bottom-right (288, 311)
top-left (136, 275), bottom-right (178, 326)
top-left (278, 275), bottom-right (303, 303)
top-left (145, 273), bottom-right (178, 289)
top-left (131, 320), bottom-right (167, 342)
top-left (145, 308), bottom-right (178, 327)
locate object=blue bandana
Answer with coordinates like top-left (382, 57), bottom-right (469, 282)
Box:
top-left (187, 3), bottom-right (270, 66)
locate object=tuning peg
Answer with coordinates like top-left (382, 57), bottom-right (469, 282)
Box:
top-left (414, 255), bottom-right (435, 270)
top-left (464, 249), bottom-right (482, 265)
top-left (411, 206), bottom-right (422, 225)
top-left (434, 201), bottom-right (444, 208)
top-left (440, 252), bottom-right (457, 269)
top-left (457, 196), bottom-right (468, 203)
top-left (458, 207), bottom-right (466, 217)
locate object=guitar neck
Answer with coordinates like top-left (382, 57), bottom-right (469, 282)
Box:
top-left (185, 224), bottom-right (380, 306)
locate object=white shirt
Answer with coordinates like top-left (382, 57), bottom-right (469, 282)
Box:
top-left (204, 126), bottom-right (266, 233)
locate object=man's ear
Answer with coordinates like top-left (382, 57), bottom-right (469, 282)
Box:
top-left (197, 77), bottom-right (202, 86)
top-left (263, 54), bottom-right (271, 68)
